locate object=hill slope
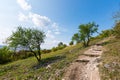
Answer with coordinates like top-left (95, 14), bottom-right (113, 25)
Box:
top-left (100, 38), bottom-right (120, 80)
top-left (0, 43), bottom-right (87, 80)
top-left (0, 38), bottom-right (120, 80)
top-left (62, 37), bottom-right (120, 80)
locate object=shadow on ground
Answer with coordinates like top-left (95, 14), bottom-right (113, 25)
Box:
top-left (32, 55), bottom-right (66, 69)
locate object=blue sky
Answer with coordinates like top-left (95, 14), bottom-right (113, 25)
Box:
top-left (0, 0), bottom-right (120, 49)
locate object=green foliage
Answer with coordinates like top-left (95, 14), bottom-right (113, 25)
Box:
top-left (0, 41), bottom-right (84, 80)
top-left (58, 44), bottom-right (67, 50)
top-left (72, 33), bottom-right (80, 44)
top-left (78, 22), bottom-right (98, 47)
top-left (41, 49), bottom-right (51, 54)
top-left (58, 42), bottom-right (64, 47)
top-left (114, 22), bottom-right (120, 38)
top-left (72, 22), bottom-right (98, 47)
top-left (98, 29), bottom-right (114, 38)
top-left (52, 42), bottom-right (67, 52)
top-left (13, 50), bottom-right (33, 60)
top-left (6, 27), bottom-right (46, 62)
top-left (69, 41), bottom-right (74, 45)
top-left (0, 47), bottom-right (34, 64)
top-left (0, 46), bottom-right (13, 64)
top-left (51, 47), bottom-right (58, 52)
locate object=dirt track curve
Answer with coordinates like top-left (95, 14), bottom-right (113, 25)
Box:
top-left (63, 44), bottom-right (103, 80)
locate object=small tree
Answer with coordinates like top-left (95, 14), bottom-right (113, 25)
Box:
top-left (114, 22), bottom-right (120, 38)
top-left (57, 42), bottom-right (67, 50)
top-left (78, 22), bottom-right (98, 47)
top-left (58, 42), bottom-right (64, 47)
top-left (72, 33), bottom-right (80, 44)
top-left (7, 27), bottom-right (45, 62)
top-left (51, 47), bottom-right (58, 52)
top-left (69, 41), bottom-right (74, 45)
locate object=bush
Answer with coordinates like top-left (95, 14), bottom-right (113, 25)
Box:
top-left (114, 22), bottom-right (120, 38)
top-left (51, 43), bottom-right (67, 52)
top-left (52, 47), bottom-right (58, 52)
top-left (0, 46), bottom-right (13, 64)
top-left (58, 42), bottom-right (64, 47)
top-left (69, 41), bottom-right (74, 45)
top-left (99, 29), bottom-right (113, 38)
top-left (41, 49), bottom-right (51, 54)
top-left (0, 46), bottom-right (34, 64)
top-left (13, 50), bottom-right (33, 60)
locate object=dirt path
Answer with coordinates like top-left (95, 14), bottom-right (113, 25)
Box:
top-left (63, 44), bottom-right (103, 80)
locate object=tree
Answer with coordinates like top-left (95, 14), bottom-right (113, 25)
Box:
top-left (6, 27), bottom-right (45, 62)
top-left (72, 33), bottom-right (80, 44)
top-left (114, 22), bottom-right (120, 38)
top-left (57, 42), bottom-right (67, 50)
top-left (51, 47), bottom-right (58, 52)
top-left (58, 42), bottom-right (64, 47)
top-left (78, 22), bottom-right (98, 47)
top-left (113, 10), bottom-right (120, 22)
top-left (69, 41), bottom-right (74, 45)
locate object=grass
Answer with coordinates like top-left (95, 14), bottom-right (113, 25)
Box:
top-left (1, 37), bottom-right (119, 80)
top-left (0, 43), bottom-right (87, 80)
top-left (100, 38), bottom-right (120, 80)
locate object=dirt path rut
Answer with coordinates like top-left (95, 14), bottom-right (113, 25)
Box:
top-left (63, 44), bottom-right (103, 80)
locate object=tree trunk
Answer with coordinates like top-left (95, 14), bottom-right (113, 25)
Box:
top-left (32, 51), bottom-right (40, 62)
top-left (37, 45), bottom-right (41, 62)
top-left (83, 40), bottom-right (87, 47)
top-left (86, 38), bottom-right (90, 46)
top-left (86, 35), bottom-right (90, 47)
top-left (29, 47), bottom-right (40, 62)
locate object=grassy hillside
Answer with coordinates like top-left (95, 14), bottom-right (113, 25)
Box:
top-left (100, 38), bottom-right (120, 80)
top-left (0, 37), bottom-right (119, 80)
top-left (0, 43), bottom-right (88, 80)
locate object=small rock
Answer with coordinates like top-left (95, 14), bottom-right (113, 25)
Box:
top-left (46, 65), bottom-right (51, 69)
top-left (37, 77), bottom-right (40, 79)
top-left (104, 64), bottom-right (110, 69)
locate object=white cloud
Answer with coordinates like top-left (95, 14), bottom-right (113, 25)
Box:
top-left (42, 39), bottom-right (60, 49)
top-left (17, 0), bottom-right (31, 11)
top-left (52, 23), bottom-right (61, 34)
top-left (18, 12), bottom-right (28, 21)
top-left (0, 27), bottom-right (14, 45)
top-left (16, 0), bottom-right (64, 49)
top-left (54, 31), bottom-right (60, 34)
top-left (29, 13), bottom-right (51, 27)
top-left (46, 30), bottom-right (55, 39)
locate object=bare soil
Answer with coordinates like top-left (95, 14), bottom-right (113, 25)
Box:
top-left (63, 44), bottom-right (103, 80)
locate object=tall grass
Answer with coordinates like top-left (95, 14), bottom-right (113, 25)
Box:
top-left (100, 38), bottom-right (120, 80)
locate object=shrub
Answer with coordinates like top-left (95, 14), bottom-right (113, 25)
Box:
top-left (0, 46), bottom-right (13, 64)
top-left (58, 42), bottom-right (64, 47)
top-left (51, 43), bottom-right (67, 52)
top-left (41, 49), bottom-right (51, 54)
top-left (69, 41), bottom-right (74, 45)
top-left (13, 50), bottom-right (33, 60)
top-left (99, 29), bottom-right (113, 38)
top-left (52, 47), bottom-right (58, 52)
top-left (114, 22), bottom-right (120, 38)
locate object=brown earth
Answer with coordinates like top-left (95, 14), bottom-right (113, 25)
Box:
top-left (62, 44), bottom-right (103, 80)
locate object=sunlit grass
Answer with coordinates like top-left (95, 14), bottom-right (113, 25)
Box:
top-left (100, 38), bottom-right (120, 80)
top-left (0, 43), bottom-right (86, 80)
